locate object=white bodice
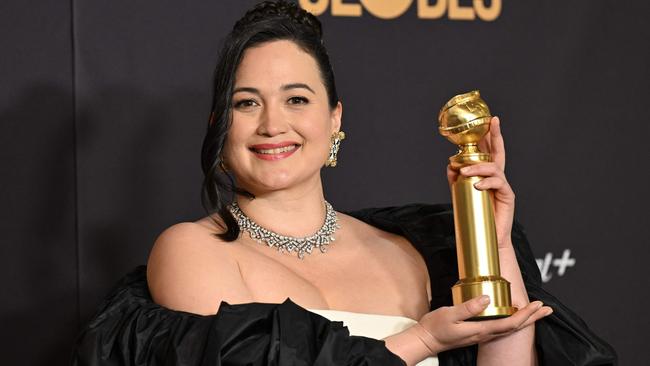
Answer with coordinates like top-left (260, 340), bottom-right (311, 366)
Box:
top-left (308, 308), bottom-right (439, 366)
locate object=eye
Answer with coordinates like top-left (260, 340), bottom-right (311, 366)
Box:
top-left (287, 96), bottom-right (309, 105)
top-left (233, 99), bottom-right (259, 109)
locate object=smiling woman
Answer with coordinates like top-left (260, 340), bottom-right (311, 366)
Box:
top-left (72, 1), bottom-right (615, 366)
top-left (222, 40), bottom-right (341, 195)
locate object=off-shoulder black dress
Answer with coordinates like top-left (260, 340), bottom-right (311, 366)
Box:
top-left (72, 204), bottom-right (617, 366)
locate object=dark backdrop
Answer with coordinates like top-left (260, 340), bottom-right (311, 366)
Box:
top-left (1, 0), bottom-right (648, 365)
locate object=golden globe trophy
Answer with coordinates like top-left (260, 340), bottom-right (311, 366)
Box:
top-left (438, 90), bottom-right (517, 319)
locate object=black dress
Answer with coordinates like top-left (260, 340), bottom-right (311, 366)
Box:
top-left (72, 204), bottom-right (617, 366)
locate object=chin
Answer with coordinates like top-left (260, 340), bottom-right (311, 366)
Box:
top-left (245, 168), bottom-right (321, 194)
top-left (245, 170), bottom-right (296, 192)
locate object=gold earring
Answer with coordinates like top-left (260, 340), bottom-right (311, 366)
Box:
top-left (325, 131), bottom-right (345, 167)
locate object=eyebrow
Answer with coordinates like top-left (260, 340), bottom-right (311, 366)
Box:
top-left (232, 83), bottom-right (316, 95)
top-left (282, 83), bottom-right (315, 94)
top-left (232, 87), bottom-right (260, 95)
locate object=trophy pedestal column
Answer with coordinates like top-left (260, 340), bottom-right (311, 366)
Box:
top-left (438, 90), bottom-right (518, 320)
top-left (451, 173), bottom-right (517, 320)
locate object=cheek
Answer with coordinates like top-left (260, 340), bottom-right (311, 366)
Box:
top-left (315, 133), bottom-right (331, 156)
top-left (300, 129), bottom-right (330, 165)
top-left (302, 112), bottom-right (333, 153)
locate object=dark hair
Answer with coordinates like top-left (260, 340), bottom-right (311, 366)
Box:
top-left (201, 0), bottom-right (339, 241)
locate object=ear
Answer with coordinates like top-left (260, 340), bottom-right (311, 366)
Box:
top-left (330, 101), bottom-right (342, 133)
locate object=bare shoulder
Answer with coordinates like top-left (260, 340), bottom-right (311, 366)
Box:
top-left (147, 220), bottom-right (253, 315)
top-left (338, 212), bottom-right (432, 300)
top-left (338, 212), bottom-right (423, 261)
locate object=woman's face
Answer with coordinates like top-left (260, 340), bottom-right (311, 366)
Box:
top-left (223, 40), bottom-right (342, 194)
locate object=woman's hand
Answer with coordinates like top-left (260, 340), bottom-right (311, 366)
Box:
top-left (415, 296), bottom-right (550, 355)
top-left (384, 296), bottom-right (552, 365)
top-left (446, 116), bottom-right (514, 248)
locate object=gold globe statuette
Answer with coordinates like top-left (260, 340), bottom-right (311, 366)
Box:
top-left (438, 90), bottom-right (517, 319)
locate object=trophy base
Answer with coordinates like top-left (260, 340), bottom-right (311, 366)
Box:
top-left (452, 276), bottom-right (518, 320)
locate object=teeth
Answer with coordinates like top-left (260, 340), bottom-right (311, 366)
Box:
top-left (254, 145), bottom-right (297, 154)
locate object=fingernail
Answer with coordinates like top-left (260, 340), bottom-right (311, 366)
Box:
top-left (544, 307), bottom-right (553, 316)
top-left (479, 296), bottom-right (490, 305)
top-left (535, 301), bottom-right (543, 310)
top-left (460, 167), bottom-right (470, 174)
top-left (473, 181), bottom-right (484, 189)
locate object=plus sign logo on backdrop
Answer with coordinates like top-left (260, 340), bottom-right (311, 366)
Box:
top-left (536, 249), bottom-right (577, 283)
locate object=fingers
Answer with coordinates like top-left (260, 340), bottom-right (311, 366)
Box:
top-left (517, 306), bottom-right (553, 330)
top-left (477, 117), bottom-right (506, 171)
top-left (478, 301), bottom-right (554, 339)
top-left (449, 117), bottom-right (508, 186)
top-left (473, 177), bottom-right (508, 192)
top-left (477, 134), bottom-right (491, 158)
top-left (482, 301), bottom-right (544, 335)
top-left (483, 304), bottom-right (553, 341)
top-left (445, 298), bottom-right (550, 347)
top-left (489, 117), bottom-right (506, 170)
top-left (449, 163), bottom-right (515, 201)
top-left (416, 298), bottom-right (553, 354)
top-left (452, 295), bottom-right (491, 321)
top-left (473, 177), bottom-right (515, 203)
top-left (459, 162), bottom-right (506, 182)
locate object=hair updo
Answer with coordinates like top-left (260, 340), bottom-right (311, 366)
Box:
top-left (201, 0), bottom-right (340, 241)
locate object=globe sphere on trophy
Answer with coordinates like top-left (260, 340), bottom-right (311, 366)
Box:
top-left (438, 90), bottom-right (517, 319)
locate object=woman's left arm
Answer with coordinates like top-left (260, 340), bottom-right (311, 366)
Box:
top-left (446, 116), bottom-right (552, 366)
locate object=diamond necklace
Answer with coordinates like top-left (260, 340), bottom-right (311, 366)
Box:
top-left (228, 201), bottom-right (340, 259)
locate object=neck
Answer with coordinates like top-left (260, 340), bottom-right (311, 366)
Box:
top-left (235, 176), bottom-right (330, 238)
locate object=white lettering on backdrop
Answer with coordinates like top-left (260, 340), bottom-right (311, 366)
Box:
top-left (535, 249), bottom-right (576, 283)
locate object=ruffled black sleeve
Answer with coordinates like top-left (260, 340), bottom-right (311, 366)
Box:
top-left (348, 204), bottom-right (618, 366)
top-left (74, 203), bottom-right (616, 366)
top-left (72, 266), bottom-right (405, 366)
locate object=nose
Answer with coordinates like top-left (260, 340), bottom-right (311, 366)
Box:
top-left (256, 103), bottom-right (288, 137)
